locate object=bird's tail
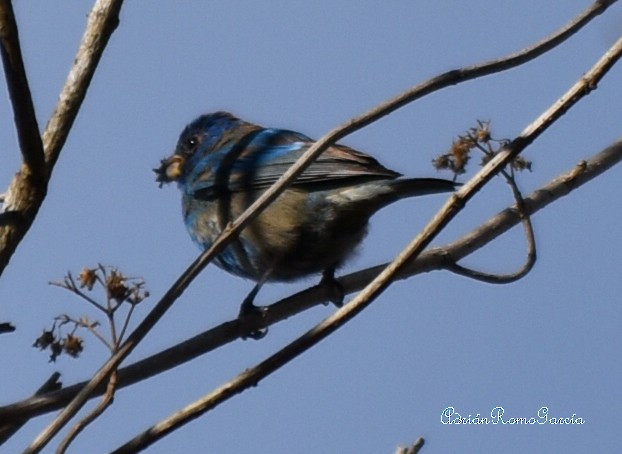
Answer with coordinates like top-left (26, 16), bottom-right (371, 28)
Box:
top-left (330, 177), bottom-right (458, 213)
top-left (374, 177), bottom-right (458, 212)
top-left (387, 177), bottom-right (458, 198)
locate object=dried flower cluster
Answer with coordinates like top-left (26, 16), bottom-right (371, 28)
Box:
top-left (34, 265), bottom-right (149, 362)
top-left (433, 120), bottom-right (532, 177)
top-left (33, 317), bottom-right (90, 362)
top-left (75, 266), bottom-right (150, 306)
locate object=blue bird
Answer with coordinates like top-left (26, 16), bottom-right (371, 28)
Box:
top-left (156, 112), bottom-right (457, 322)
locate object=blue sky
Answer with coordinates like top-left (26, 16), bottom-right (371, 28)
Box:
top-left (1, 1), bottom-right (621, 453)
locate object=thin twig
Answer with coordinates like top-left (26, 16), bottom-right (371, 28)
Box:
top-left (116, 303), bottom-right (135, 344)
top-left (446, 167), bottom-right (537, 283)
top-left (107, 303), bottom-right (119, 347)
top-left (77, 318), bottom-right (113, 352)
top-left (50, 274), bottom-right (106, 312)
top-left (55, 371), bottom-right (117, 454)
top-left (110, 34), bottom-right (622, 450)
top-left (2, 138), bottom-right (620, 427)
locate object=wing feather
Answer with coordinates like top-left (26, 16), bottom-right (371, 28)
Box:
top-left (226, 129), bottom-right (400, 191)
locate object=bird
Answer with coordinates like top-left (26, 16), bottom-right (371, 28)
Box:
top-left (155, 111), bottom-right (457, 327)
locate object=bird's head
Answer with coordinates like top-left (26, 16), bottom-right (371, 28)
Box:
top-left (154, 111), bottom-right (243, 187)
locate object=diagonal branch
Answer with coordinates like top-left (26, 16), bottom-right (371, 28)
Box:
top-left (23, 4), bottom-right (617, 451)
top-left (55, 371), bottom-right (117, 454)
top-left (0, 0), bottom-right (45, 177)
top-left (109, 30), bottom-right (622, 449)
top-left (0, 372), bottom-right (61, 444)
top-left (2, 137), bottom-right (620, 427)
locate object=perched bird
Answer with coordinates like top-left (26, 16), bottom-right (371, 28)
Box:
top-left (155, 111), bottom-right (457, 320)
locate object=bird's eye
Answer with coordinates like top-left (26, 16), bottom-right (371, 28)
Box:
top-left (184, 135), bottom-right (199, 150)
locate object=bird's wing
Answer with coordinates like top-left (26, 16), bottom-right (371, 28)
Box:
top-left (225, 128), bottom-right (401, 191)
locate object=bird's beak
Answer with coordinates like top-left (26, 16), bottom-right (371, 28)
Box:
top-left (154, 154), bottom-right (185, 187)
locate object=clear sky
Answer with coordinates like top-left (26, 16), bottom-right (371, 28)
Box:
top-left (1, 1), bottom-right (621, 453)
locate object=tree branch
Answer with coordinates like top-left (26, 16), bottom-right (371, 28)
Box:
top-left (0, 0), bottom-right (45, 177)
top-left (55, 371), bottom-right (117, 454)
top-left (445, 167), bottom-right (537, 283)
top-left (0, 372), bottom-right (61, 444)
top-left (2, 137), bottom-right (620, 428)
top-left (0, 321), bottom-right (15, 334)
top-left (395, 438), bottom-right (425, 454)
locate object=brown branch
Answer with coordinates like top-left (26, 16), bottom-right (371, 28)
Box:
top-left (395, 438), bottom-right (425, 454)
top-left (109, 29), bottom-right (622, 448)
top-left (0, 0), bottom-right (124, 277)
top-left (2, 137), bottom-right (621, 432)
top-left (0, 372), bottom-right (61, 444)
top-left (0, 0), bottom-right (47, 276)
top-left (0, 0), bottom-right (45, 177)
top-left (56, 371), bottom-right (117, 454)
top-left (446, 169), bottom-right (537, 283)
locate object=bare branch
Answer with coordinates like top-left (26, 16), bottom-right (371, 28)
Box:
top-left (0, 0), bottom-right (45, 177)
top-left (446, 167), bottom-right (537, 283)
top-left (0, 372), bottom-right (61, 444)
top-left (2, 137), bottom-right (620, 429)
top-left (49, 273), bottom-right (106, 312)
top-left (395, 438), bottom-right (425, 454)
top-left (56, 371), bottom-right (117, 454)
top-left (0, 322), bottom-right (15, 334)
top-left (0, 0), bottom-right (48, 277)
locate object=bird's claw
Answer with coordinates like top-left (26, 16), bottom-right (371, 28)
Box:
top-left (238, 296), bottom-right (269, 340)
top-left (320, 269), bottom-right (345, 307)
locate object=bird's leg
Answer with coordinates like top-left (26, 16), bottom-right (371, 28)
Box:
top-left (239, 281), bottom-right (265, 316)
top-left (238, 269), bottom-right (272, 340)
top-left (320, 267), bottom-right (345, 307)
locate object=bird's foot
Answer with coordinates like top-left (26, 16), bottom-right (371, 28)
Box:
top-left (238, 290), bottom-right (268, 340)
top-left (320, 269), bottom-right (345, 307)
